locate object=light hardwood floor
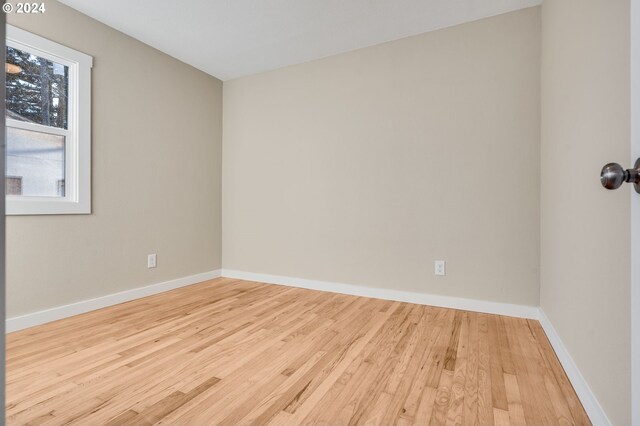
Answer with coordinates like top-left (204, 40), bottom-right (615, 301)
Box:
top-left (7, 278), bottom-right (590, 425)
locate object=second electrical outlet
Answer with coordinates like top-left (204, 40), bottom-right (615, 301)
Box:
top-left (435, 260), bottom-right (445, 276)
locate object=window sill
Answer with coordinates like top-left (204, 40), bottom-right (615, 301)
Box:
top-left (6, 197), bottom-right (91, 215)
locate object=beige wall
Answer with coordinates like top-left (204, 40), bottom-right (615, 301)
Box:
top-left (223, 7), bottom-right (541, 306)
top-left (6, 1), bottom-right (223, 317)
top-left (540, 0), bottom-right (631, 424)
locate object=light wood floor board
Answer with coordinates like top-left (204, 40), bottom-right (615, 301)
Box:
top-left (6, 278), bottom-right (590, 425)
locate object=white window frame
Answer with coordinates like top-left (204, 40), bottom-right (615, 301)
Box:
top-left (6, 25), bottom-right (92, 215)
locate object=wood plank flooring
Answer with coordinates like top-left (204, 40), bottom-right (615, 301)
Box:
top-left (6, 278), bottom-right (590, 425)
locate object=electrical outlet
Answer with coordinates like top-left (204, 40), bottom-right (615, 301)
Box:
top-left (147, 253), bottom-right (157, 269)
top-left (435, 260), bottom-right (445, 276)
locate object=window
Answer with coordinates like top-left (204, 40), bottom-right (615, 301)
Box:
top-left (5, 25), bottom-right (92, 215)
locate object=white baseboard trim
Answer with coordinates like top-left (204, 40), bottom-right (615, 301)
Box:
top-left (538, 308), bottom-right (611, 426)
top-left (220, 269), bottom-right (539, 319)
top-left (6, 270), bottom-right (222, 333)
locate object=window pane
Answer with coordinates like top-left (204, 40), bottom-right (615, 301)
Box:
top-left (5, 46), bottom-right (69, 129)
top-left (6, 127), bottom-right (65, 197)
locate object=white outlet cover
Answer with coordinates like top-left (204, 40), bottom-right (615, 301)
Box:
top-left (435, 260), bottom-right (446, 276)
top-left (147, 254), bottom-right (157, 268)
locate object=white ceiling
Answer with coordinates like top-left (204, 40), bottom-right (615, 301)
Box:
top-left (58, 0), bottom-right (541, 81)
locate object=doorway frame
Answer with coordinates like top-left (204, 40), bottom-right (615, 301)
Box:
top-left (631, 0), bottom-right (639, 424)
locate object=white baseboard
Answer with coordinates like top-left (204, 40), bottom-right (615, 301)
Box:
top-left (538, 308), bottom-right (611, 426)
top-left (220, 269), bottom-right (539, 319)
top-left (6, 270), bottom-right (222, 333)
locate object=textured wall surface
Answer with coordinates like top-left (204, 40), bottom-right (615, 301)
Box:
top-left (540, 0), bottom-right (631, 423)
top-left (223, 8), bottom-right (541, 306)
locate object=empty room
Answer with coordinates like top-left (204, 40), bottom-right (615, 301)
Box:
top-left (1, 0), bottom-right (638, 424)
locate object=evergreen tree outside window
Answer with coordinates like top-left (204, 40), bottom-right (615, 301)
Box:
top-left (5, 26), bottom-right (92, 215)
